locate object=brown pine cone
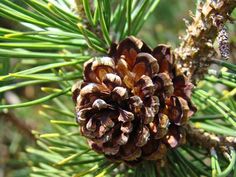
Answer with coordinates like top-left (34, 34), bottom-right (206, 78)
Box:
top-left (72, 36), bottom-right (196, 164)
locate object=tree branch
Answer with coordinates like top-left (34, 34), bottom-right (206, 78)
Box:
top-left (185, 124), bottom-right (236, 151)
top-left (0, 111), bottom-right (35, 141)
top-left (175, 0), bottom-right (236, 82)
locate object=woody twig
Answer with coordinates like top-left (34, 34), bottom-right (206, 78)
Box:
top-left (175, 0), bottom-right (236, 82)
top-left (185, 124), bottom-right (236, 152)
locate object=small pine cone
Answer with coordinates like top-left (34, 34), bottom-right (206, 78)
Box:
top-left (72, 36), bottom-right (197, 164)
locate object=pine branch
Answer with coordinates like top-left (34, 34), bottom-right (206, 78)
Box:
top-left (175, 0), bottom-right (236, 82)
top-left (74, 0), bottom-right (86, 18)
top-left (0, 111), bottom-right (35, 140)
top-left (0, 1), bottom-right (235, 176)
top-left (185, 124), bottom-right (236, 150)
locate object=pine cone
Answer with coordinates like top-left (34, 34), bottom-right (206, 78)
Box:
top-left (72, 36), bottom-right (196, 164)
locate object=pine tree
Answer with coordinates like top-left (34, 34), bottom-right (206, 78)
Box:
top-left (0, 0), bottom-right (236, 177)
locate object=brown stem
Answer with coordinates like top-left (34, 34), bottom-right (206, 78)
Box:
top-left (175, 0), bottom-right (236, 82)
top-left (0, 111), bottom-right (35, 141)
top-left (74, 0), bottom-right (103, 49)
top-left (185, 124), bottom-right (236, 150)
top-left (74, 0), bottom-right (86, 19)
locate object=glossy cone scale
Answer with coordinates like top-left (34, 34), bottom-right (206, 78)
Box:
top-left (72, 36), bottom-right (196, 164)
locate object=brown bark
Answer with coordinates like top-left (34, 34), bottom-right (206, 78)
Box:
top-left (0, 112), bottom-right (35, 141)
top-left (185, 124), bottom-right (236, 151)
top-left (175, 0), bottom-right (236, 82)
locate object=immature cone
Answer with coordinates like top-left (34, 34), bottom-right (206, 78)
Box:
top-left (72, 36), bottom-right (196, 164)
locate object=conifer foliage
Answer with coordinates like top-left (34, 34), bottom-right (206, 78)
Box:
top-left (0, 0), bottom-right (236, 177)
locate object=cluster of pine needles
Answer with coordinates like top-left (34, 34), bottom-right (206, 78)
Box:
top-left (0, 0), bottom-right (236, 177)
